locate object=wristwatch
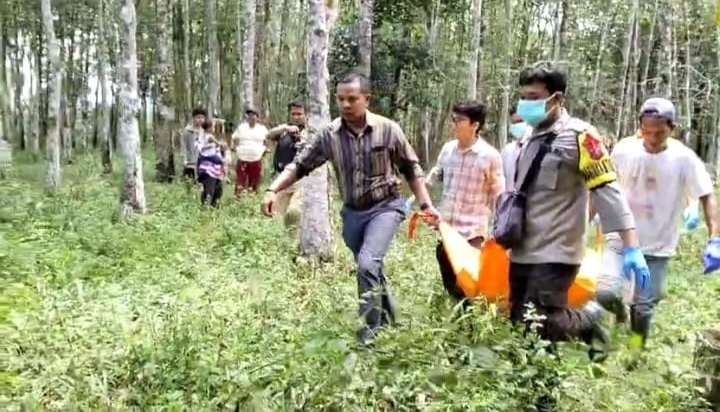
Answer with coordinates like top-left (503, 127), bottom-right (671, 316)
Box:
top-left (420, 202), bottom-right (430, 211)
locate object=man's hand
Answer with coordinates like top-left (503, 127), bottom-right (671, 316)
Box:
top-left (702, 237), bottom-right (720, 274)
top-left (285, 125), bottom-right (300, 135)
top-left (421, 204), bottom-right (441, 228)
top-left (683, 205), bottom-right (700, 231)
top-left (622, 246), bottom-right (650, 290)
top-left (262, 190), bottom-right (277, 217)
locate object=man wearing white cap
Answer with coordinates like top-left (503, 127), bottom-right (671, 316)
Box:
top-left (596, 97), bottom-right (718, 349)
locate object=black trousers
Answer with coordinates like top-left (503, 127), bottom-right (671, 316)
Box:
top-left (199, 174), bottom-right (223, 207)
top-left (509, 262), bottom-right (594, 342)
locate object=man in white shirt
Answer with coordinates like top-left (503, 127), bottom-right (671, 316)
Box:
top-left (597, 97), bottom-right (718, 349)
top-left (232, 106), bottom-right (269, 196)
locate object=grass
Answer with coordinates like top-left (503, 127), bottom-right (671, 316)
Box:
top-left (1, 152), bottom-right (719, 411)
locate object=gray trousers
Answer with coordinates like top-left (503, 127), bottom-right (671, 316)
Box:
top-left (596, 237), bottom-right (670, 340)
top-left (341, 197), bottom-right (405, 332)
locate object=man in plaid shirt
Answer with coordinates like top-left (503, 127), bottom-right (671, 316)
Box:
top-left (426, 100), bottom-right (505, 302)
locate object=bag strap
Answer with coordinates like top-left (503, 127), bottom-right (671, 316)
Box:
top-left (517, 132), bottom-right (557, 194)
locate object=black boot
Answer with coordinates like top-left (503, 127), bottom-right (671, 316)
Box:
top-left (580, 301), bottom-right (611, 363)
top-left (629, 305), bottom-right (650, 349)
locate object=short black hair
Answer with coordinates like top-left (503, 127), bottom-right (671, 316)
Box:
top-left (518, 64), bottom-right (567, 95)
top-left (337, 73), bottom-right (371, 94)
top-left (191, 107), bottom-right (207, 118)
top-left (201, 119), bottom-right (214, 131)
top-left (452, 100), bottom-right (487, 130)
top-left (509, 104), bottom-right (517, 115)
top-left (287, 100), bottom-right (305, 112)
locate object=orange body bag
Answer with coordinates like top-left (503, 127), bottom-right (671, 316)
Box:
top-left (408, 213), bottom-right (599, 308)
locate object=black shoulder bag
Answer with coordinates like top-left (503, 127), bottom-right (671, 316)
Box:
top-left (492, 132), bottom-right (557, 249)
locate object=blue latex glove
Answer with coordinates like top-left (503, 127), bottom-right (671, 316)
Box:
top-left (623, 246), bottom-right (650, 290)
top-left (683, 205), bottom-right (700, 231)
top-left (702, 237), bottom-right (720, 274)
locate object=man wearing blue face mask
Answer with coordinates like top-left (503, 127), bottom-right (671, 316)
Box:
top-left (494, 64), bottom-right (651, 365)
top-left (501, 104), bottom-right (527, 190)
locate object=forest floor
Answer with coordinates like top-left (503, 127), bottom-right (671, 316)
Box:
top-left (1, 153), bottom-right (718, 411)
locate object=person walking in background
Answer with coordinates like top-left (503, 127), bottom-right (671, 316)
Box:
top-left (232, 106), bottom-right (269, 196)
top-left (266, 101), bottom-right (310, 237)
top-left (180, 108), bottom-right (207, 188)
top-left (196, 120), bottom-right (226, 207)
top-left (261, 73), bottom-right (440, 348)
top-left (595, 97), bottom-right (718, 350)
top-left (423, 100), bottom-right (504, 303)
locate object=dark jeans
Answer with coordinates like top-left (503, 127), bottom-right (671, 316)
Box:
top-left (341, 197), bottom-right (406, 334)
top-left (199, 173), bottom-right (223, 207)
top-left (436, 236), bottom-right (484, 301)
top-left (509, 262), bottom-right (595, 342)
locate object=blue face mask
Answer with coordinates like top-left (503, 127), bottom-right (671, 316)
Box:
top-left (509, 122), bottom-right (527, 139)
top-left (517, 95), bottom-right (555, 126)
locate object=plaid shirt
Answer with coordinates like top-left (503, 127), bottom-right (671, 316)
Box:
top-left (427, 138), bottom-right (505, 239)
top-left (292, 111), bottom-right (424, 209)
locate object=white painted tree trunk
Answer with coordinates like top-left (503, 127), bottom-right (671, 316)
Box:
top-left (241, 0), bottom-right (256, 108)
top-left (41, 0), bottom-right (62, 190)
top-left (299, 0), bottom-right (338, 260)
top-left (118, 0), bottom-right (146, 218)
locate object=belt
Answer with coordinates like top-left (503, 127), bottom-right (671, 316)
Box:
top-left (344, 194), bottom-right (399, 211)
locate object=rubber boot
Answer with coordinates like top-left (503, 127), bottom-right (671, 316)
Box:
top-left (629, 306), bottom-right (651, 349)
top-left (580, 301), bottom-right (611, 363)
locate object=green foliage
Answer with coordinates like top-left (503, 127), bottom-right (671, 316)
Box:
top-left (1, 154), bottom-right (718, 411)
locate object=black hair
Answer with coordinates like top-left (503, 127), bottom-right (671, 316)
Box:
top-left (287, 100), bottom-right (306, 112)
top-left (337, 73), bottom-right (371, 94)
top-left (509, 103), bottom-right (517, 115)
top-left (452, 100), bottom-right (487, 131)
top-left (518, 64), bottom-right (567, 95)
top-left (201, 119), bottom-right (214, 131)
top-left (191, 107), bottom-right (207, 118)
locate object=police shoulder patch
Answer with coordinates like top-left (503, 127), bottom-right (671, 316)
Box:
top-left (580, 128), bottom-right (606, 161)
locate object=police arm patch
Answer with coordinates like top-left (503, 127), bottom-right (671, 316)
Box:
top-left (578, 128), bottom-right (617, 190)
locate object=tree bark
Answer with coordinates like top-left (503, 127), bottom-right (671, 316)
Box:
top-left (241, 0), bottom-right (256, 109)
top-left (154, 0), bottom-right (177, 182)
top-left (299, 0), bottom-right (339, 260)
top-left (119, 0), bottom-right (147, 218)
top-left (355, 0), bottom-right (373, 77)
top-left (41, 0), bottom-right (63, 190)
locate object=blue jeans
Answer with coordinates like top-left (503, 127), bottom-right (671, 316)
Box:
top-left (597, 236), bottom-right (670, 341)
top-left (341, 197), bottom-right (406, 333)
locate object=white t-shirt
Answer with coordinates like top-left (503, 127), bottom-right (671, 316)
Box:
top-left (609, 137), bottom-right (713, 256)
top-left (232, 122), bottom-right (268, 162)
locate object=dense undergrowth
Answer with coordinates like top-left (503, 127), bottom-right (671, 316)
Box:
top-left (1, 153), bottom-right (718, 411)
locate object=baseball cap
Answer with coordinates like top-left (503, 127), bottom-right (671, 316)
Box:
top-left (639, 97), bottom-right (676, 123)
